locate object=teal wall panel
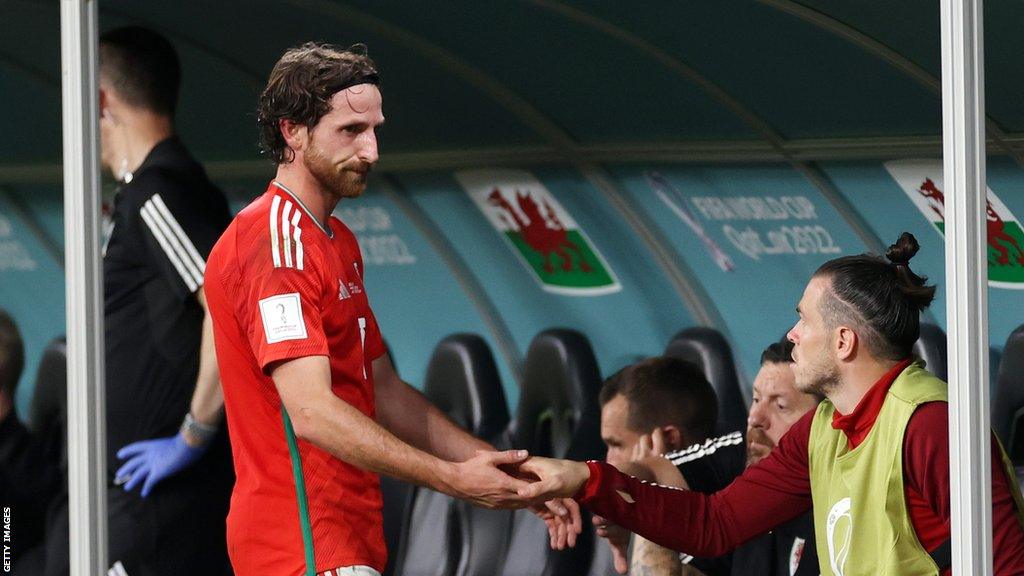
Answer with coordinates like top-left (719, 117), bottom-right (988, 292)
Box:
top-left (609, 164), bottom-right (869, 385)
top-left (396, 168), bottom-right (694, 393)
top-left (0, 194), bottom-right (66, 418)
top-left (821, 159), bottom-right (1024, 380)
top-left (6, 161), bottom-right (1020, 420)
top-left (6, 186), bottom-right (66, 248)
top-left (334, 185), bottom-right (520, 404)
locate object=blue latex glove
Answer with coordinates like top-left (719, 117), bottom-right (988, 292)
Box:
top-left (115, 433), bottom-right (208, 497)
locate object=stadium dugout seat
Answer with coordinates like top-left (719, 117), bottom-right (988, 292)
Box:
top-left (423, 334), bottom-right (510, 440)
top-left (993, 325), bottom-right (1024, 468)
top-left (587, 535), bottom-right (621, 576)
top-left (913, 323), bottom-right (948, 382)
top-left (380, 341), bottom-right (412, 576)
top-left (664, 327), bottom-right (747, 435)
top-left (28, 337), bottom-right (67, 442)
top-left (389, 334), bottom-right (513, 576)
top-left (501, 329), bottom-right (603, 576)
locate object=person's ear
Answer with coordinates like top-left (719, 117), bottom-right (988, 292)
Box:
top-left (835, 326), bottom-right (857, 361)
top-left (661, 425), bottom-right (684, 451)
top-left (99, 88), bottom-right (110, 120)
top-left (279, 119), bottom-right (308, 155)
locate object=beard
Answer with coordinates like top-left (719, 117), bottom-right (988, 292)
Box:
top-left (794, 352), bottom-right (840, 398)
top-left (303, 139), bottom-right (370, 199)
top-left (745, 426), bottom-right (774, 468)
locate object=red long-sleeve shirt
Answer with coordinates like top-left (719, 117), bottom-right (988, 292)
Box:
top-left (577, 361), bottom-right (1024, 574)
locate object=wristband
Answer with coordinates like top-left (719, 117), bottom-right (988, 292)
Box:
top-left (180, 412), bottom-right (217, 445)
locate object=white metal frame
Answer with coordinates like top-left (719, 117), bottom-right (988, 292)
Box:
top-left (60, 0), bottom-right (107, 574)
top-left (941, 0), bottom-right (993, 573)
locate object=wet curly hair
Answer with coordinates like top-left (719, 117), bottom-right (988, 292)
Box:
top-left (257, 42), bottom-right (378, 164)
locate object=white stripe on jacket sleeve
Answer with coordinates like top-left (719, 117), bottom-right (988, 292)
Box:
top-left (140, 203), bottom-right (199, 292)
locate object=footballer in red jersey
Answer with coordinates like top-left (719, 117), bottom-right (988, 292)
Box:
top-left (204, 43), bottom-right (580, 576)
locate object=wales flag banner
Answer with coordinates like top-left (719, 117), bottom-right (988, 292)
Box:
top-left (456, 169), bottom-right (621, 296)
top-left (884, 159), bottom-right (1024, 289)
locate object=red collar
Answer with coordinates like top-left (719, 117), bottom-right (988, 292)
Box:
top-left (831, 358), bottom-right (914, 449)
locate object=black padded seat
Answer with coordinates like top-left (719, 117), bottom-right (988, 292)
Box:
top-left (513, 329), bottom-right (604, 461)
top-left (993, 325), bottom-right (1024, 466)
top-left (587, 534), bottom-right (623, 576)
top-left (395, 493), bottom-right (461, 576)
top-left (913, 323), bottom-right (948, 382)
top-left (664, 327), bottom-right (747, 435)
top-left (501, 329), bottom-right (603, 576)
top-left (28, 337), bottom-right (66, 437)
top-left (380, 340), bottom-right (409, 576)
top-left (423, 334), bottom-right (510, 439)
top-left (390, 334), bottom-right (514, 576)
top-left (381, 476), bottom-right (416, 576)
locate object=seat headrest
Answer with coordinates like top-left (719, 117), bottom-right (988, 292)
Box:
top-left (516, 329), bottom-right (603, 460)
top-left (994, 324), bottom-right (1024, 464)
top-left (664, 327), bottom-right (747, 434)
top-left (423, 333), bottom-right (509, 441)
top-left (913, 323), bottom-right (948, 382)
top-left (28, 336), bottom-right (66, 434)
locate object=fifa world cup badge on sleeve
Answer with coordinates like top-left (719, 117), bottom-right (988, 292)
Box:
top-left (259, 293), bottom-right (307, 343)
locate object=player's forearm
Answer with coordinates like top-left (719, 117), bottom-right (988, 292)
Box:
top-left (185, 290), bottom-right (224, 445)
top-left (290, 389), bottom-right (459, 493)
top-left (189, 308), bottom-right (223, 426)
top-left (376, 375), bottom-right (490, 461)
top-left (580, 461), bottom-right (773, 557)
top-left (630, 536), bottom-right (683, 576)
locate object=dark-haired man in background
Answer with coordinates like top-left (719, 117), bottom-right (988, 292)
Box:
top-left (44, 26), bottom-right (234, 576)
top-left (597, 356), bottom-right (744, 575)
top-left (601, 341), bottom-right (820, 576)
top-left (730, 337), bottom-right (819, 576)
top-left (0, 309), bottom-right (64, 573)
top-left (521, 232), bottom-right (1024, 575)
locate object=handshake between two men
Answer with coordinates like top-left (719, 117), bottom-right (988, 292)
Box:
top-left (449, 448), bottom-right (595, 550)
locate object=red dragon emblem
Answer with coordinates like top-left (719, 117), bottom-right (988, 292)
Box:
top-left (488, 188), bottom-right (593, 274)
top-left (916, 178), bottom-right (1024, 266)
top-left (917, 178), bottom-right (946, 219)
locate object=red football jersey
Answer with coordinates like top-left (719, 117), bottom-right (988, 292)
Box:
top-left (205, 181), bottom-right (388, 575)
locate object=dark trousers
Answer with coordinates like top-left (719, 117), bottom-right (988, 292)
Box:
top-left (41, 445), bottom-right (234, 576)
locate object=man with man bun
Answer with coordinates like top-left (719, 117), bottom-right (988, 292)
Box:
top-left (522, 232), bottom-right (1024, 575)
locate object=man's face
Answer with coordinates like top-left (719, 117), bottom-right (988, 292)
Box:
top-left (303, 83), bottom-right (384, 200)
top-left (601, 394), bottom-right (642, 469)
top-left (98, 82), bottom-right (120, 177)
top-left (787, 276), bottom-right (840, 398)
top-left (747, 361), bottom-right (818, 460)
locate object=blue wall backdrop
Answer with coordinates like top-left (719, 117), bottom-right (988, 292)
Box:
top-left (610, 164), bottom-right (868, 385)
top-left (0, 191), bottom-right (66, 415)
top-left (3, 161), bottom-right (1022, 418)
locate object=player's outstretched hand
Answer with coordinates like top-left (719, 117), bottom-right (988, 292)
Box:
top-left (516, 456), bottom-right (591, 504)
top-left (448, 449), bottom-right (532, 509)
top-left (593, 514), bottom-right (631, 574)
top-left (115, 433), bottom-right (208, 497)
top-left (533, 498), bottom-right (583, 550)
